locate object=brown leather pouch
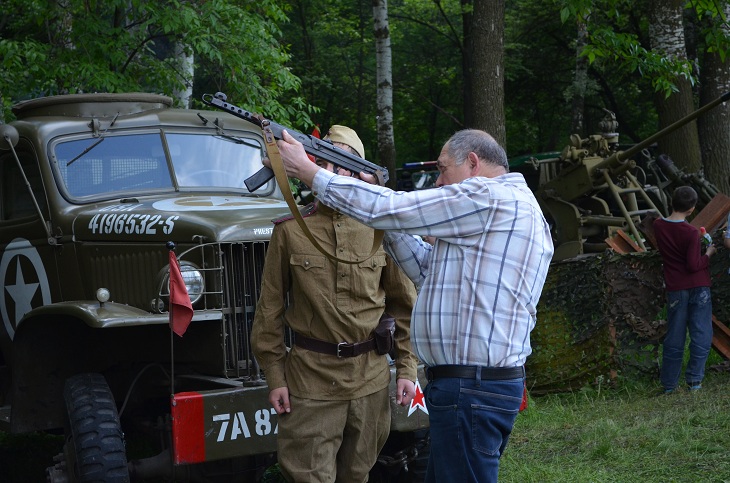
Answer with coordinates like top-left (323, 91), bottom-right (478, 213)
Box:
top-left (373, 313), bottom-right (395, 355)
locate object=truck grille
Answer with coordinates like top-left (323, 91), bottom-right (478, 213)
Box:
top-left (174, 241), bottom-right (271, 382)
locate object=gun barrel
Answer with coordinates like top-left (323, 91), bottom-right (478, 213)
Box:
top-left (598, 90), bottom-right (730, 171)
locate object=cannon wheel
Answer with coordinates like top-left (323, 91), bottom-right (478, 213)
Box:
top-left (48, 373), bottom-right (130, 483)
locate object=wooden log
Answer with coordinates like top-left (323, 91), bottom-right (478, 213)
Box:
top-left (712, 315), bottom-right (730, 360)
top-left (689, 192), bottom-right (730, 232)
top-left (690, 194), bottom-right (730, 361)
top-left (605, 229), bottom-right (644, 254)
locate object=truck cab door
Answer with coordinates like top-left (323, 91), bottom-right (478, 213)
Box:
top-left (0, 137), bottom-right (57, 348)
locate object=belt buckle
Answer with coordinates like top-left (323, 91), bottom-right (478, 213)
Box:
top-left (336, 342), bottom-right (346, 358)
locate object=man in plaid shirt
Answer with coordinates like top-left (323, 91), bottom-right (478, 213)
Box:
top-left (270, 128), bottom-right (554, 483)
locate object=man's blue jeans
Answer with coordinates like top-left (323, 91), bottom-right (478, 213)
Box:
top-left (661, 286), bottom-right (713, 390)
top-left (424, 375), bottom-right (523, 483)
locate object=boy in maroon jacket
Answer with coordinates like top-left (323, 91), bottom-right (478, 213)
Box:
top-left (653, 186), bottom-right (717, 393)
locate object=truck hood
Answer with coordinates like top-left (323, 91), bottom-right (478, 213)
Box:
top-left (72, 195), bottom-right (291, 242)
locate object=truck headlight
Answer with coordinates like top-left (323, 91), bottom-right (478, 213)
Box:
top-left (161, 261), bottom-right (204, 306)
top-left (177, 262), bottom-right (204, 305)
top-left (150, 260), bottom-right (205, 314)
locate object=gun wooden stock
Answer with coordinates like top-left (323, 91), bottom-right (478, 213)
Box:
top-left (202, 92), bottom-right (389, 191)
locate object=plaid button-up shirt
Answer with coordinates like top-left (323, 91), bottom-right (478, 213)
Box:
top-left (312, 170), bottom-right (554, 368)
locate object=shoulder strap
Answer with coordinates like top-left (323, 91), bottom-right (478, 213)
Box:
top-left (262, 123), bottom-right (383, 264)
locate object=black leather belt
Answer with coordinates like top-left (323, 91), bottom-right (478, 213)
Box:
top-left (294, 332), bottom-right (377, 358)
top-left (426, 364), bottom-right (525, 381)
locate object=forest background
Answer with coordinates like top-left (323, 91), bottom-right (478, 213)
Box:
top-left (5, 2), bottom-right (730, 481)
top-left (3, 0), bottom-right (730, 193)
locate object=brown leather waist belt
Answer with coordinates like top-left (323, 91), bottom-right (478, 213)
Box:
top-left (294, 332), bottom-right (377, 358)
top-left (426, 365), bottom-right (525, 381)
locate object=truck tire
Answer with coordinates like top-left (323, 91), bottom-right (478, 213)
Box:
top-left (61, 373), bottom-right (130, 483)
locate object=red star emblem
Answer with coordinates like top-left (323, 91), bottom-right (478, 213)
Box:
top-left (408, 379), bottom-right (428, 416)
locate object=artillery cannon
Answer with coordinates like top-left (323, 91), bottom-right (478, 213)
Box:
top-left (646, 153), bottom-right (720, 208)
top-left (525, 91), bottom-right (730, 262)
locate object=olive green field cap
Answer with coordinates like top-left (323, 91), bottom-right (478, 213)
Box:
top-left (324, 125), bottom-right (364, 159)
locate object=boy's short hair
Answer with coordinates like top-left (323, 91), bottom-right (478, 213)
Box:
top-left (671, 186), bottom-right (699, 213)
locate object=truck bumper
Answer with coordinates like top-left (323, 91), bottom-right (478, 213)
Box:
top-left (170, 365), bottom-right (431, 465)
top-left (171, 385), bottom-right (277, 464)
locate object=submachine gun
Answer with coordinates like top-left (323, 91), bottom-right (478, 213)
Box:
top-left (202, 92), bottom-right (389, 191)
top-left (529, 91), bottom-right (730, 262)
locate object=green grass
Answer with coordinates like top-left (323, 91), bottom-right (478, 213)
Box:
top-left (500, 370), bottom-right (730, 483)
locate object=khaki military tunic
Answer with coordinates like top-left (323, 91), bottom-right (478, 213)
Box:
top-left (251, 202), bottom-right (418, 400)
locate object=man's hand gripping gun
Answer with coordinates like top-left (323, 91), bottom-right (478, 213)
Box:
top-left (202, 92), bottom-right (389, 191)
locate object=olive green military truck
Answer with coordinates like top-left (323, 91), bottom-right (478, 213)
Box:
top-left (0, 93), bottom-right (429, 482)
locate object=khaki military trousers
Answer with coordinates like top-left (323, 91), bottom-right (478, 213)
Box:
top-left (277, 386), bottom-right (390, 483)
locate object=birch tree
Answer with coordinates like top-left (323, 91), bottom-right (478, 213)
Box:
top-left (373, 0), bottom-right (397, 187)
top-left (172, 40), bottom-right (194, 108)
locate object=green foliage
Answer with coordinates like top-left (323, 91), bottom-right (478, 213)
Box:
top-left (555, 0), bottom-right (730, 99)
top-left (688, 0), bottom-right (730, 63)
top-left (281, 0), bottom-right (467, 164)
top-left (582, 28), bottom-right (694, 96)
top-left (389, 0), bottom-right (466, 160)
top-left (281, 0), bottom-right (380, 156)
top-left (4, 0), bottom-right (730, 165)
top-left (0, 0), bottom-right (313, 127)
top-left (504, 0), bottom-right (659, 154)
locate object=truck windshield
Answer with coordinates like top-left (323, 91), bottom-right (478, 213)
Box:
top-left (54, 131), bottom-right (267, 199)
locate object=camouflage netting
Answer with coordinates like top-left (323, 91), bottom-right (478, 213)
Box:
top-left (527, 252), bottom-right (660, 394)
top-left (527, 246), bottom-right (730, 394)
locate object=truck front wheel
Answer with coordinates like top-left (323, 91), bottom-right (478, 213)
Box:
top-left (47, 373), bottom-right (130, 483)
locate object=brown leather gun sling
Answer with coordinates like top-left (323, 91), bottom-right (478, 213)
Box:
top-left (262, 124), bottom-right (384, 264)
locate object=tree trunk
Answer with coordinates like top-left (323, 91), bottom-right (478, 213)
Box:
top-left (172, 41), bottom-right (194, 109)
top-left (698, 3), bottom-right (730, 196)
top-left (53, 0), bottom-right (75, 94)
top-left (465, 0), bottom-right (506, 147)
top-left (461, 0), bottom-right (473, 128)
top-left (571, 10), bottom-right (590, 136)
top-left (648, 0), bottom-right (701, 172)
top-left (373, 0), bottom-right (397, 188)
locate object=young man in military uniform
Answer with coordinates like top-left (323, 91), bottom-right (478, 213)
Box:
top-left (251, 125), bottom-right (418, 483)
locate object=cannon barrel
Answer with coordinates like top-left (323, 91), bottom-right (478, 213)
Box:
top-left (593, 90), bottom-right (730, 173)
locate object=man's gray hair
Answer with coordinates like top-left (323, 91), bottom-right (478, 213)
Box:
top-left (445, 129), bottom-right (509, 171)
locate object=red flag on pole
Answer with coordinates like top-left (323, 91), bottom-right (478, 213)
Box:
top-left (306, 125), bottom-right (321, 162)
top-left (169, 250), bottom-right (193, 337)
